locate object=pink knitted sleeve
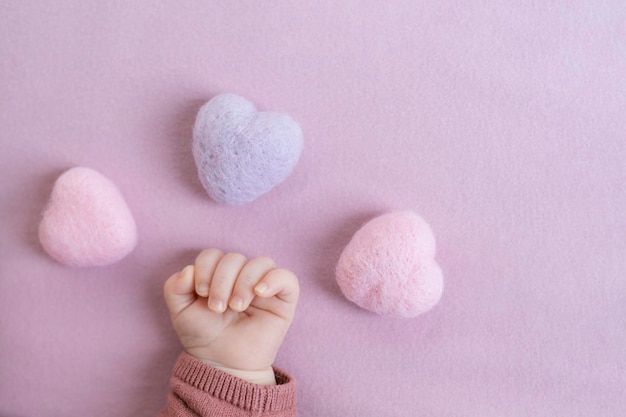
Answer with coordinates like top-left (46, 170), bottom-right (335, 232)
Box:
top-left (159, 352), bottom-right (297, 417)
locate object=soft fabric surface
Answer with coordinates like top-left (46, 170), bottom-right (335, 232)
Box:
top-left (1, 2), bottom-right (625, 417)
top-left (336, 211), bottom-right (443, 317)
top-left (160, 352), bottom-right (296, 417)
top-left (193, 93), bottom-right (303, 205)
top-left (38, 167), bottom-right (138, 267)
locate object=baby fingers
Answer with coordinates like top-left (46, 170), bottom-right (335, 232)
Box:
top-left (229, 256), bottom-right (277, 312)
top-left (193, 248), bottom-right (223, 298)
top-left (191, 249), bottom-right (297, 316)
top-left (249, 268), bottom-right (299, 321)
top-left (254, 268), bottom-right (300, 305)
top-left (207, 252), bottom-right (247, 312)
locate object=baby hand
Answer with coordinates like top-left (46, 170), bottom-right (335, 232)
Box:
top-left (163, 249), bottom-right (299, 385)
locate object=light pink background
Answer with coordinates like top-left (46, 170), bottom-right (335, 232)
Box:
top-left (1, 1), bottom-right (625, 416)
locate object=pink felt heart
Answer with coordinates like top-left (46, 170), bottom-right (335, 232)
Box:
top-left (192, 93), bottom-right (303, 205)
top-left (335, 211), bottom-right (444, 318)
top-left (38, 167), bottom-right (138, 267)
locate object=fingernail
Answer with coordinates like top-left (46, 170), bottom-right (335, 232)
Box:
top-left (197, 285), bottom-right (208, 297)
top-left (209, 299), bottom-right (225, 313)
top-left (230, 296), bottom-right (243, 311)
top-left (255, 283), bottom-right (268, 295)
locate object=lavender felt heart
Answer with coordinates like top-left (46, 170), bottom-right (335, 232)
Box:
top-left (192, 94), bottom-right (303, 205)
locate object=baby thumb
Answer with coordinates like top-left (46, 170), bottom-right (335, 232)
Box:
top-left (163, 265), bottom-right (197, 318)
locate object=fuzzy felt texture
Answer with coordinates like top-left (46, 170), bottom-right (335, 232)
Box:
top-left (38, 167), bottom-right (138, 267)
top-left (193, 93), bottom-right (303, 205)
top-left (336, 211), bottom-right (443, 317)
top-left (2, 2), bottom-right (626, 417)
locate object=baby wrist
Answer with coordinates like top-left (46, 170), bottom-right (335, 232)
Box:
top-left (200, 360), bottom-right (277, 385)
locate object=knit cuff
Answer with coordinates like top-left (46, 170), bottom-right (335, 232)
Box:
top-left (172, 351), bottom-right (297, 413)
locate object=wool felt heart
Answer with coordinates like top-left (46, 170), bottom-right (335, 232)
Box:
top-left (192, 93), bottom-right (303, 205)
top-left (38, 167), bottom-right (138, 267)
top-left (335, 211), bottom-right (444, 318)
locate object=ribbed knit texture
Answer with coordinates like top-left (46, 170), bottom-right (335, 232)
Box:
top-left (159, 352), bottom-right (297, 416)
